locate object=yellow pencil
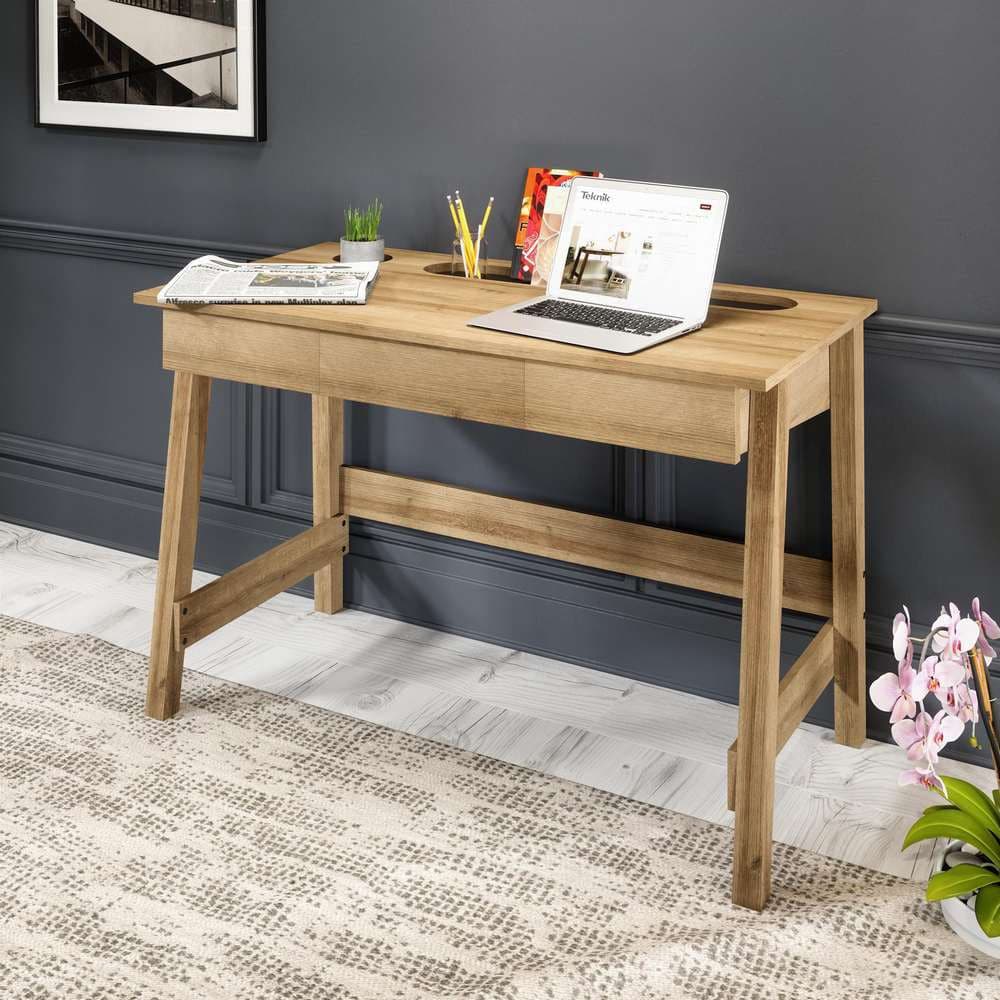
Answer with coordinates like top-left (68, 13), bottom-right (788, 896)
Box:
top-left (447, 195), bottom-right (468, 275)
top-left (473, 225), bottom-right (483, 279)
top-left (448, 195), bottom-right (469, 275)
top-left (474, 197), bottom-right (494, 278)
top-left (455, 191), bottom-right (476, 278)
top-left (446, 195), bottom-right (460, 239)
top-left (448, 191), bottom-right (469, 278)
top-left (478, 196), bottom-right (494, 238)
top-left (455, 192), bottom-right (473, 272)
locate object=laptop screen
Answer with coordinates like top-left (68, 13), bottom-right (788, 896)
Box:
top-left (553, 179), bottom-right (727, 318)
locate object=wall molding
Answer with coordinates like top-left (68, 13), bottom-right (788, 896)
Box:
top-left (0, 383), bottom-right (249, 504)
top-left (0, 217), bottom-right (285, 269)
top-left (865, 316), bottom-right (1000, 368)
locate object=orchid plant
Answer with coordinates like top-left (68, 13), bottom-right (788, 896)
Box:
top-left (870, 599), bottom-right (1000, 937)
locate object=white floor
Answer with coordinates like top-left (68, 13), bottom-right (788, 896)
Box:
top-left (1, 518), bottom-right (989, 882)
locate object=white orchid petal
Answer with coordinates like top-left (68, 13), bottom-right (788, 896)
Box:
top-left (892, 628), bottom-right (910, 662)
top-left (890, 694), bottom-right (916, 724)
top-left (982, 610), bottom-right (1000, 641)
top-left (935, 658), bottom-right (967, 688)
top-left (870, 673), bottom-right (902, 712)
top-left (956, 617), bottom-right (980, 653)
top-left (938, 714), bottom-right (965, 743)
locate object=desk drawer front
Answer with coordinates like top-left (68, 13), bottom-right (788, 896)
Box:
top-left (524, 363), bottom-right (749, 463)
top-left (164, 313), bottom-right (319, 392)
top-left (319, 334), bottom-right (524, 427)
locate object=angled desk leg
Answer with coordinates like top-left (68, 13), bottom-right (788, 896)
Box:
top-left (145, 372), bottom-right (211, 721)
top-left (733, 384), bottom-right (789, 911)
top-left (831, 323), bottom-right (867, 747)
top-left (312, 395), bottom-right (346, 613)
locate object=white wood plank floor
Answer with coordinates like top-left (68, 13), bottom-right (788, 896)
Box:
top-left (1, 519), bottom-right (989, 882)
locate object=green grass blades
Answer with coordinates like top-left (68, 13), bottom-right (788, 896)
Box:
top-left (975, 884), bottom-right (1000, 937)
top-left (942, 776), bottom-right (1000, 835)
top-left (343, 199), bottom-right (384, 242)
top-left (926, 864), bottom-right (1000, 902)
top-left (902, 808), bottom-right (1000, 870)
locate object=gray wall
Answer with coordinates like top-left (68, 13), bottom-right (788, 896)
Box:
top-left (3, 1), bottom-right (1000, 764)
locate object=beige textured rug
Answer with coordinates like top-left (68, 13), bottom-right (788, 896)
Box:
top-left (1, 615), bottom-right (998, 999)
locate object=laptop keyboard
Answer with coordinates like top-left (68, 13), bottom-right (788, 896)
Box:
top-left (515, 299), bottom-right (682, 337)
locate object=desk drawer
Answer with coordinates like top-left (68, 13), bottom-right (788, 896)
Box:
top-left (164, 313), bottom-right (320, 392)
top-left (319, 333), bottom-right (524, 427)
top-left (524, 363), bottom-right (749, 463)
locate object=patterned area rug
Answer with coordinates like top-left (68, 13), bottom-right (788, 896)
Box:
top-left (1, 614), bottom-right (998, 999)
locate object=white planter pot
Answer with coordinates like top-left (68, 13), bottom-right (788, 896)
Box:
top-left (339, 238), bottom-right (384, 264)
top-left (936, 840), bottom-right (1000, 959)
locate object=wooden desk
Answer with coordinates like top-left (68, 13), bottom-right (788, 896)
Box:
top-left (135, 244), bottom-right (876, 911)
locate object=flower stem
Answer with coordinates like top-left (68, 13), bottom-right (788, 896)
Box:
top-left (968, 646), bottom-right (1000, 789)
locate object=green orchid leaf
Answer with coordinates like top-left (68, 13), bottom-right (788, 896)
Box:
top-left (975, 884), bottom-right (1000, 937)
top-left (902, 810), bottom-right (1000, 870)
top-left (926, 864), bottom-right (1000, 902)
top-left (942, 776), bottom-right (1000, 838)
top-left (994, 789), bottom-right (1000, 813)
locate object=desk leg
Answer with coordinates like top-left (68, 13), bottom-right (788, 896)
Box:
top-left (733, 385), bottom-right (789, 911)
top-left (145, 372), bottom-right (211, 721)
top-left (831, 323), bottom-right (867, 747)
top-left (312, 395), bottom-right (346, 614)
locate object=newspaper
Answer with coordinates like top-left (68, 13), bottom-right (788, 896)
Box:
top-left (157, 255), bottom-right (380, 306)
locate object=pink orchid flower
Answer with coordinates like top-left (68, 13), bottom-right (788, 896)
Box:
top-left (899, 767), bottom-right (944, 793)
top-left (870, 661), bottom-right (926, 723)
top-left (930, 603), bottom-right (980, 659)
top-left (892, 711), bottom-right (931, 761)
top-left (892, 709), bottom-right (963, 765)
top-left (943, 682), bottom-right (979, 724)
top-left (972, 597), bottom-right (1000, 664)
top-left (918, 654), bottom-right (967, 696)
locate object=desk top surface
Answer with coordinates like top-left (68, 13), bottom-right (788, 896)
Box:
top-left (135, 243), bottom-right (877, 392)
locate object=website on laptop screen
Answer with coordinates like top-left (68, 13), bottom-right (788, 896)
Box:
top-left (557, 183), bottom-right (725, 316)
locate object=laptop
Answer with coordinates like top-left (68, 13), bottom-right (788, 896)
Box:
top-left (469, 176), bottom-right (728, 354)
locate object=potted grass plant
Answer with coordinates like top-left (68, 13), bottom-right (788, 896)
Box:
top-left (340, 199), bottom-right (384, 263)
top-left (870, 599), bottom-right (1000, 956)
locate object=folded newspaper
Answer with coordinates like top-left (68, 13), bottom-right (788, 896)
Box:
top-left (157, 255), bottom-right (380, 306)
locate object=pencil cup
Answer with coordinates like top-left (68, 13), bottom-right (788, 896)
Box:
top-left (451, 237), bottom-right (488, 279)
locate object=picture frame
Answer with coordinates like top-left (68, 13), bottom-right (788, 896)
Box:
top-left (35, 1), bottom-right (266, 142)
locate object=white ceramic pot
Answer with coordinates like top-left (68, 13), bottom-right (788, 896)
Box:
top-left (936, 840), bottom-right (1000, 959)
top-left (339, 238), bottom-right (384, 264)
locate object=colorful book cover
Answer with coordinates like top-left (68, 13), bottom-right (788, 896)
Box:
top-left (510, 167), bottom-right (601, 281)
top-left (509, 167), bottom-right (544, 279)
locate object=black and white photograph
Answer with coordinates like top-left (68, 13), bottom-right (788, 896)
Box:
top-left (36, 0), bottom-right (265, 139)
